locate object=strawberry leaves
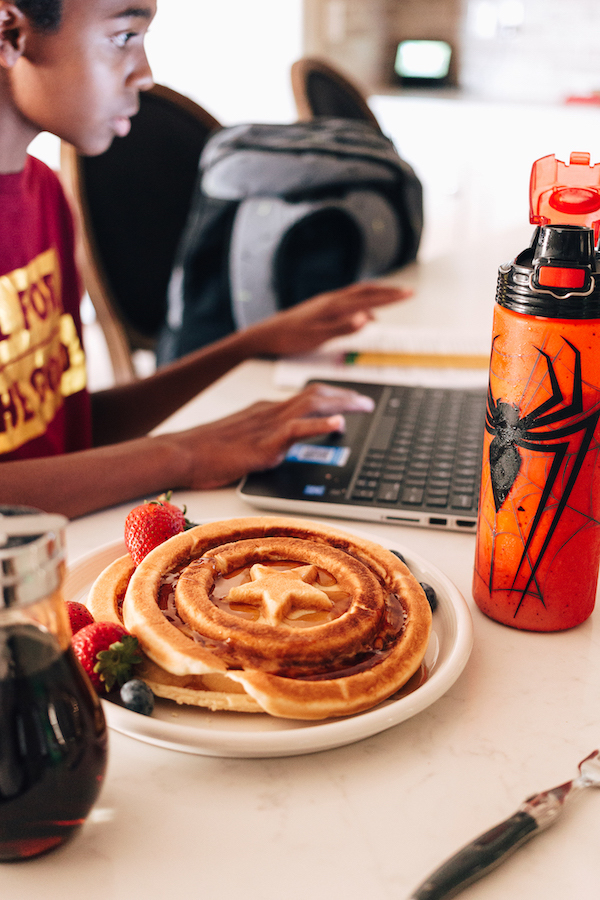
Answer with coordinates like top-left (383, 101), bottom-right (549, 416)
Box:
top-left (72, 622), bottom-right (143, 693)
top-left (94, 634), bottom-right (143, 693)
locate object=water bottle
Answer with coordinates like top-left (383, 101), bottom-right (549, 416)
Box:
top-left (0, 506), bottom-right (108, 860)
top-left (473, 152), bottom-right (600, 631)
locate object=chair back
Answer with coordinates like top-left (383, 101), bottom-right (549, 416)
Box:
top-left (291, 57), bottom-right (382, 134)
top-left (61, 84), bottom-right (220, 383)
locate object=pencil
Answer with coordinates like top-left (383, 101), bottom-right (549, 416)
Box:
top-left (344, 351), bottom-right (490, 369)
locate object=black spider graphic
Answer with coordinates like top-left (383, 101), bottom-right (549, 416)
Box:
top-left (486, 337), bottom-right (600, 614)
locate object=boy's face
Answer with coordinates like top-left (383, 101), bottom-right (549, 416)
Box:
top-left (10, 0), bottom-right (156, 156)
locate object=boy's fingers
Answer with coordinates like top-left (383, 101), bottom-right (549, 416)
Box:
top-left (286, 383), bottom-right (375, 416)
top-left (342, 283), bottom-right (413, 309)
top-left (260, 414), bottom-right (346, 470)
top-left (285, 413), bottom-right (346, 440)
top-left (348, 310), bottom-right (372, 330)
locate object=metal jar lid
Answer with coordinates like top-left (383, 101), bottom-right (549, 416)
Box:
top-left (0, 506), bottom-right (68, 609)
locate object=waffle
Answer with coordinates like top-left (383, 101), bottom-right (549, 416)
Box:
top-left (87, 516), bottom-right (432, 720)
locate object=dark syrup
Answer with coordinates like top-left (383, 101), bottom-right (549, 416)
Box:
top-left (0, 624), bottom-right (108, 861)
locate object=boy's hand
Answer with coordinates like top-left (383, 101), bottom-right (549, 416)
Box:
top-left (179, 382), bottom-right (376, 489)
top-left (246, 282), bottom-right (412, 357)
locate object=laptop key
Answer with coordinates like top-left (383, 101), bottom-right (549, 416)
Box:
top-left (451, 492), bottom-right (475, 509)
top-left (384, 466), bottom-right (406, 478)
top-left (352, 488), bottom-right (376, 501)
top-left (377, 482), bottom-right (401, 503)
top-left (404, 475), bottom-right (427, 487)
top-left (426, 495), bottom-right (449, 507)
top-left (427, 485), bottom-right (450, 496)
top-left (402, 486), bottom-right (424, 505)
top-left (370, 416), bottom-right (397, 451)
top-left (361, 467), bottom-right (382, 479)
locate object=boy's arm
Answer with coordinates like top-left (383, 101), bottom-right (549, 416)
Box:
top-left (2, 383), bottom-right (374, 519)
top-left (91, 282), bottom-right (409, 445)
top-left (1, 434), bottom-right (185, 520)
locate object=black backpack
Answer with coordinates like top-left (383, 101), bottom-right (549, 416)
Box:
top-left (156, 118), bottom-right (423, 363)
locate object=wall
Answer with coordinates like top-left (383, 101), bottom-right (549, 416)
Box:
top-left (461, 0), bottom-right (600, 103)
top-left (145, 0), bottom-right (303, 124)
top-left (303, 0), bottom-right (391, 90)
top-left (304, 0), bottom-right (600, 104)
top-left (303, 0), bottom-right (463, 92)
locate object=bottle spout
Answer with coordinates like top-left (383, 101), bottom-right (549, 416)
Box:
top-left (532, 224), bottom-right (596, 266)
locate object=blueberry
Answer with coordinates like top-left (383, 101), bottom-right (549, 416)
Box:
top-left (120, 678), bottom-right (155, 716)
top-left (420, 582), bottom-right (438, 613)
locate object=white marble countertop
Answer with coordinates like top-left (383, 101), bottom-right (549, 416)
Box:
top-left (5, 228), bottom-right (600, 898)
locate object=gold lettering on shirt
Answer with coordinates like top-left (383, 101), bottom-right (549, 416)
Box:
top-left (0, 249), bottom-right (87, 453)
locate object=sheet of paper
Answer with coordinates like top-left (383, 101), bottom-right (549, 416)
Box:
top-left (274, 324), bottom-right (490, 390)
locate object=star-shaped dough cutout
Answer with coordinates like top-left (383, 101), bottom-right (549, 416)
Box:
top-left (226, 564), bottom-right (334, 625)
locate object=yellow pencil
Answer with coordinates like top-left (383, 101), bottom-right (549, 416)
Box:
top-left (344, 351), bottom-right (490, 369)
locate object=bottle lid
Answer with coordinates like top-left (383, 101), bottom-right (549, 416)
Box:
top-left (530, 152), bottom-right (600, 242)
top-left (0, 506), bottom-right (67, 609)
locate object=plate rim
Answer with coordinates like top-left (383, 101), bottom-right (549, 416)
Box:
top-left (65, 526), bottom-right (473, 758)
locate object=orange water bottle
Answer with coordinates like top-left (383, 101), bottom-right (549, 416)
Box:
top-left (473, 152), bottom-right (600, 631)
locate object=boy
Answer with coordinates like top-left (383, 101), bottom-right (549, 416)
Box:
top-left (0, 0), bottom-right (410, 518)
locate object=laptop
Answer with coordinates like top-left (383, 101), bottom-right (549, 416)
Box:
top-left (238, 379), bottom-right (487, 532)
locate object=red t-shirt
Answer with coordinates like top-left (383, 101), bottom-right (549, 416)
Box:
top-left (0, 155), bottom-right (92, 460)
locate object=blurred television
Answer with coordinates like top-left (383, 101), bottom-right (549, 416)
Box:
top-left (393, 39), bottom-right (453, 87)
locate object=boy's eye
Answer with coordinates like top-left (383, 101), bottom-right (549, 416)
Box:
top-left (113, 31), bottom-right (137, 49)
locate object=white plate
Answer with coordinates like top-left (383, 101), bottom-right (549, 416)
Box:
top-left (64, 529), bottom-right (473, 758)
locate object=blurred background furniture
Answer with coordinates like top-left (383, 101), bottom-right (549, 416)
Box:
top-left (291, 56), bottom-right (383, 134)
top-left (60, 84), bottom-right (221, 384)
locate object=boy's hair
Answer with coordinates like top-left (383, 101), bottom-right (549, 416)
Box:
top-left (15, 0), bottom-right (62, 30)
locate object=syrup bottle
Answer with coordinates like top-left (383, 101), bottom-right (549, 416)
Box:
top-left (473, 152), bottom-right (600, 631)
top-left (0, 506), bottom-right (108, 861)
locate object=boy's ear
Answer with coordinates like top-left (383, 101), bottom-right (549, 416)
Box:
top-left (0, 3), bottom-right (27, 69)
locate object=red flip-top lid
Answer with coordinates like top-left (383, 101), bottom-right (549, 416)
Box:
top-left (530, 151), bottom-right (600, 242)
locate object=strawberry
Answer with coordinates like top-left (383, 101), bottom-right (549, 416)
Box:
top-left (124, 491), bottom-right (195, 566)
top-left (66, 600), bottom-right (94, 635)
top-left (71, 622), bottom-right (142, 693)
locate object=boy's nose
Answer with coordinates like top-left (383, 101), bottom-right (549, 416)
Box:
top-left (130, 50), bottom-right (154, 93)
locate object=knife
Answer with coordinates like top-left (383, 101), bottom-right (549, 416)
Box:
top-left (408, 749), bottom-right (600, 899)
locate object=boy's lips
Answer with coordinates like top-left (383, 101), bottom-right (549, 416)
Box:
top-left (112, 116), bottom-right (132, 138)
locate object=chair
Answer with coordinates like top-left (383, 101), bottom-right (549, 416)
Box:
top-left (60, 84), bottom-right (221, 384)
top-left (291, 56), bottom-right (383, 135)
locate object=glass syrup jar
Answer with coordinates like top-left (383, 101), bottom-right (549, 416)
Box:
top-left (0, 506), bottom-right (108, 861)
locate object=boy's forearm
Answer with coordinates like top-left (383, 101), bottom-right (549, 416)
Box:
top-left (91, 327), bottom-right (259, 444)
top-left (90, 283), bottom-right (407, 445)
top-left (0, 435), bottom-right (191, 519)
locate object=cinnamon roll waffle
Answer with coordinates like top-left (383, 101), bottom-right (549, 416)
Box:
top-left (87, 517), bottom-right (432, 720)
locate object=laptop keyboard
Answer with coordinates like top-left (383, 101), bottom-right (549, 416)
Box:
top-left (349, 386), bottom-right (486, 514)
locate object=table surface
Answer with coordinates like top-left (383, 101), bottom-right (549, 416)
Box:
top-left (5, 225), bottom-right (600, 900)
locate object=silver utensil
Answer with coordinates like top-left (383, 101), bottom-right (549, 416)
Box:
top-left (408, 749), bottom-right (600, 899)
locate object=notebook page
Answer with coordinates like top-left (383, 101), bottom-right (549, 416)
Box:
top-left (274, 323), bottom-right (490, 390)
